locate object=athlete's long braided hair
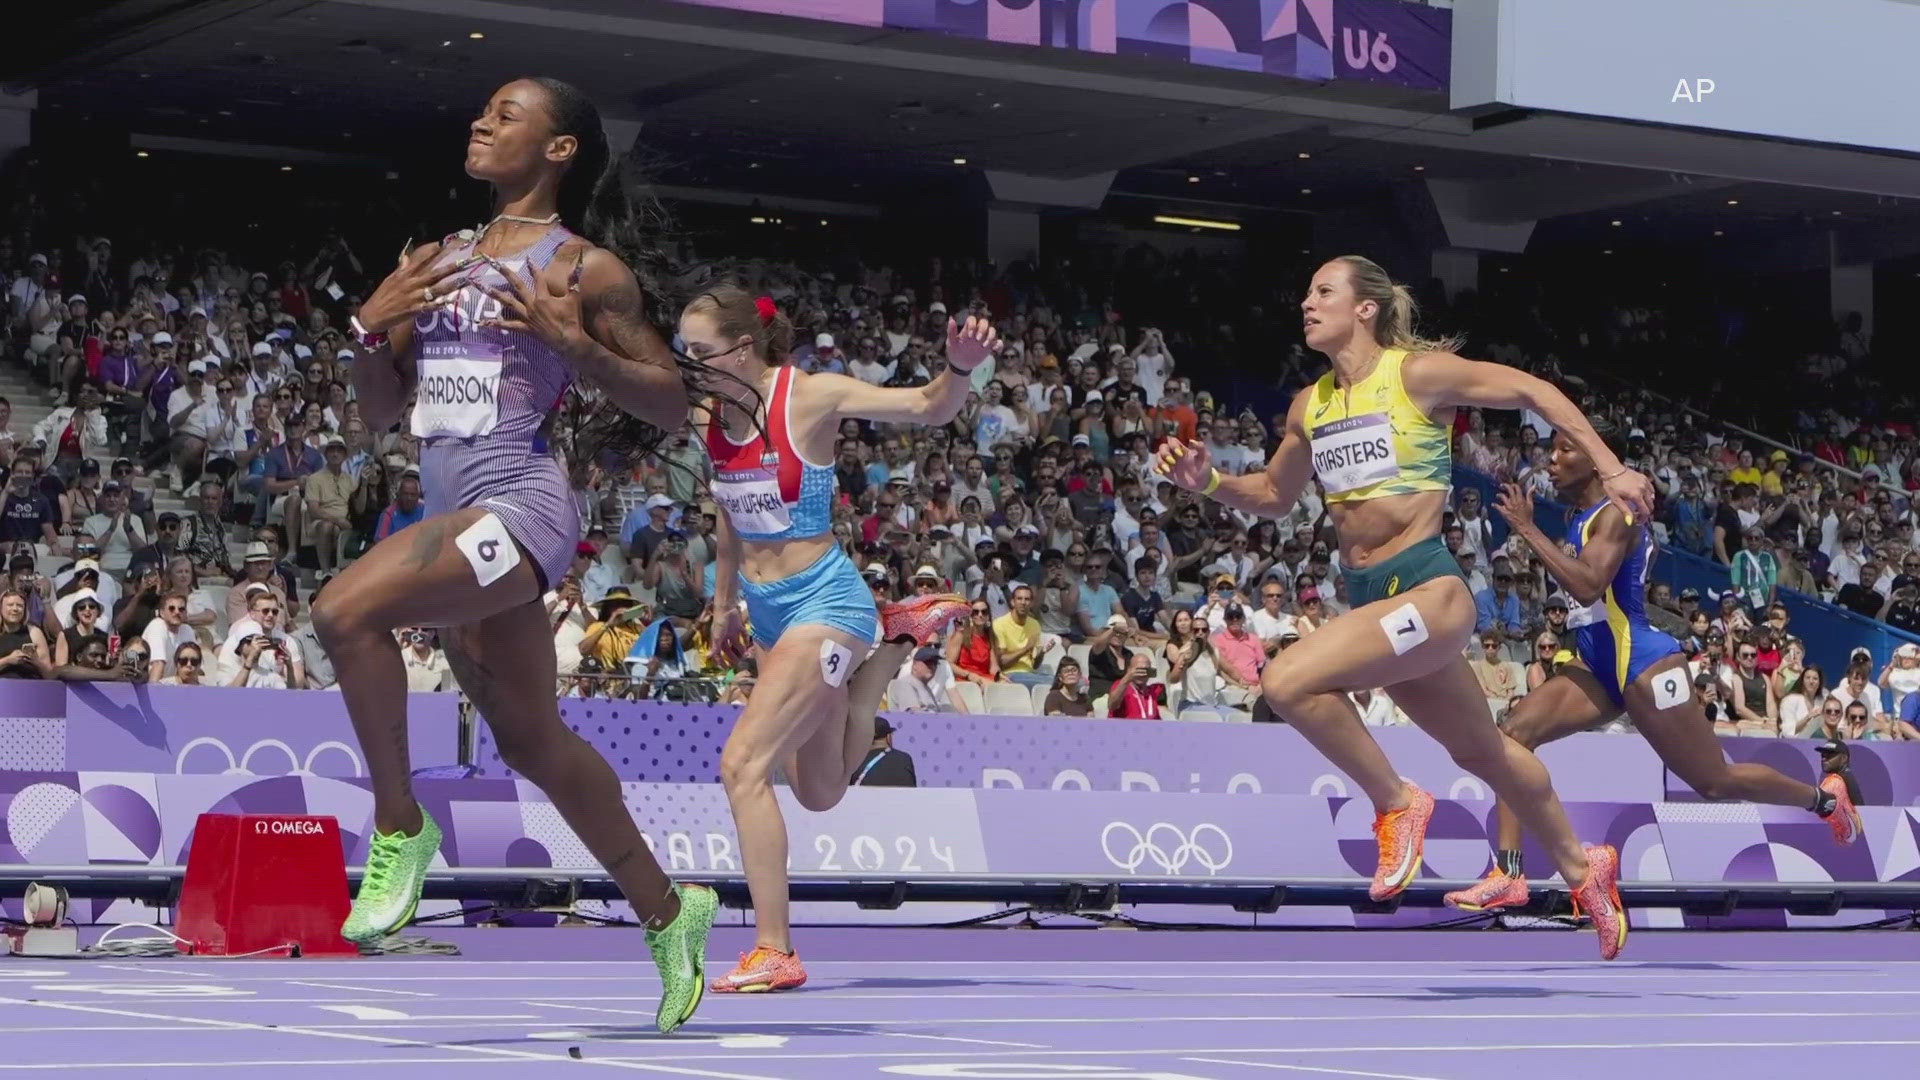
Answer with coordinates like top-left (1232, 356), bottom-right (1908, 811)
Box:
top-left (526, 77), bottom-right (762, 478)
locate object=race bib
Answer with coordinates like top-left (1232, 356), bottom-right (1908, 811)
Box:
top-left (1309, 413), bottom-right (1399, 495)
top-left (412, 340), bottom-right (502, 439)
top-left (713, 466), bottom-right (792, 535)
top-left (1565, 598), bottom-right (1608, 628)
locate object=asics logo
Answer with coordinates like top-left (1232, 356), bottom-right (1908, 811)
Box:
top-left (1100, 821), bottom-right (1233, 875)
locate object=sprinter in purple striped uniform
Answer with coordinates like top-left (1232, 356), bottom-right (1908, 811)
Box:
top-left (314, 77), bottom-right (717, 1033)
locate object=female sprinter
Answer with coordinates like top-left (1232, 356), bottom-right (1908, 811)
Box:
top-left (684, 286), bottom-right (990, 991)
top-left (1444, 424), bottom-right (1860, 913)
top-left (1156, 255), bottom-right (1652, 959)
top-left (314, 77), bottom-right (723, 1031)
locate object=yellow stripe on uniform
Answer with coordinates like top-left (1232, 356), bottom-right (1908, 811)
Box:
top-left (1581, 510), bottom-right (1633, 690)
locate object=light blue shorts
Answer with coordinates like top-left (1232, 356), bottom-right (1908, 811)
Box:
top-left (741, 545), bottom-right (879, 652)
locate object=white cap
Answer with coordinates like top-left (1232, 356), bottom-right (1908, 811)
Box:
top-left (1084, 390), bottom-right (1104, 402)
top-left (189, 306), bottom-right (208, 318)
top-left (645, 494), bottom-right (674, 511)
top-left (28, 253), bottom-right (46, 266)
top-left (73, 558), bottom-right (101, 574)
top-left (1071, 434), bottom-right (1090, 447)
top-left (336, 348), bottom-right (356, 361)
top-left (186, 360), bottom-right (210, 375)
top-left (929, 301), bottom-right (948, 314)
top-left (815, 333), bottom-right (834, 349)
top-left (913, 565), bottom-right (939, 580)
top-left (293, 344), bottom-right (313, 359)
top-left (151, 331), bottom-right (173, 346)
top-left (1106, 613), bottom-right (1129, 630)
top-left (244, 541), bottom-right (273, 563)
top-left (251, 341), bottom-right (273, 357)
top-left (863, 562), bottom-right (889, 578)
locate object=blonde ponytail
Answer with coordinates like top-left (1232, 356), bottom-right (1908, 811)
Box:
top-left (1335, 256), bottom-right (1462, 354)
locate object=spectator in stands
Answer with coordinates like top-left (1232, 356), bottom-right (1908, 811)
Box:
top-left (0, 590), bottom-right (51, 679)
top-left (127, 512), bottom-right (182, 578)
top-left (1730, 527), bottom-right (1778, 609)
top-left (177, 479), bottom-right (235, 579)
top-left (1291, 585), bottom-right (1326, 635)
top-left (850, 716), bottom-right (915, 786)
top-left (578, 587), bottom-right (645, 671)
top-left (165, 361), bottom-right (221, 491)
top-left (1, 457), bottom-right (58, 553)
top-left (1883, 574), bottom-right (1920, 633)
top-left (1833, 659), bottom-right (1887, 723)
top-left (33, 380), bottom-right (109, 482)
top-left (1727, 635), bottom-right (1779, 736)
top-left (56, 635), bottom-right (141, 684)
top-left (259, 411), bottom-right (320, 537)
top-left (886, 645), bottom-right (950, 713)
top-left (52, 588), bottom-right (108, 668)
top-left (141, 592), bottom-right (196, 682)
top-left (1474, 569), bottom-right (1527, 657)
top-left (947, 600), bottom-right (999, 686)
top-left (1041, 657), bottom-right (1092, 717)
top-left (159, 644), bottom-right (208, 686)
top-left (1880, 643), bottom-right (1920, 717)
top-left (81, 479), bottom-right (145, 575)
top-left (991, 583), bottom-right (1047, 679)
top-left (398, 628), bottom-right (451, 692)
top-left (220, 589), bottom-right (305, 689)
top-left (1834, 555), bottom-right (1885, 619)
top-left (644, 530), bottom-right (702, 624)
top-left (1209, 604), bottom-right (1263, 709)
top-left (1780, 663), bottom-right (1827, 738)
top-left (1524, 631), bottom-right (1560, 692)
top-left (303, 436), bottom-right (356, 572)
top-left (1471, 630), bottom-right (1526, 719)
top-left (225, 543), bottom-right (285, 628)
top-left (623, 494), bottom-right (675, 566)
top-left (1106, 648), bottom-right (1163, 719)
top-left (288, 575), bottom-right (334, 690)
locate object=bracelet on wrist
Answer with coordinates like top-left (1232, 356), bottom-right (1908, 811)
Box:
top-left (1599, 466), bottom-right (1628, 482)
top-left (348, 316), bottom-right (390, 352)
top-left (945, 361), bottom-right (968, 378)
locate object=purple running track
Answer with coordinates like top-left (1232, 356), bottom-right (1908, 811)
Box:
top-left (1, 927), bottom-right (1914, 1078)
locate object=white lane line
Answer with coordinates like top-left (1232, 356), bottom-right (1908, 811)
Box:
top-left (0, 1053), bottom-right (533, 1060)
top-left (1187, 1058), bottom-right (1452, 1080)
top-left (811, 1025), bottom-right (1048, 1050)
top-left (616, 1039), bottom-right (1920, 1062)
top-left (0, 996), bottom-right (781, 1078)
top-left (79, 971), bottom-right (1870, 982)
top-left (580, 1066), bottom-right (788, 1080)
top-left (123, 986), bottom-right (1920, 1006)
top-left (291, 981), bottom-right (435, 997)
top-left (94, 965), bottom-right (222, 980)
top-left (172, 959), bottom-right (1920, 967)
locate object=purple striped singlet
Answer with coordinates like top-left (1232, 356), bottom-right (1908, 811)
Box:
top-left (409, 223), bottom-right (580, 590)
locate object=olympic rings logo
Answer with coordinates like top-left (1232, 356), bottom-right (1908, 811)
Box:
top-left (173, 737), bottom-right (364, 778)
top-left (1099, 821), bottom-right (1234, 876)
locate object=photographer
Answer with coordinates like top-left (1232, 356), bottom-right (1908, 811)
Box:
top-left (55, 635), bottom-right (147, 684)
top-left (398, 627), bottom-right (451, 693)
top-left (578, 587), bottom-right (646, 671)
top-left (217, 589), bottom-right (305, 689)
top-left (642, 529), bottom-right (702, 624)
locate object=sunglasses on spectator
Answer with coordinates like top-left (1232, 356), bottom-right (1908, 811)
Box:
top-left (163, 604), bottom-right (185, 613)
top-left (1824, 706), bottom-right (1842, 715)
top-left (1738, 650), bottom-right (1756, 660)
top-left (1538, 643), bottom-right (1555, 652)
top-left (257, 607), bottom-right (280, 615)
top-left (971, 607), bottom-right (990, 615)
top-left (177, 656), bottom-right (201, 668)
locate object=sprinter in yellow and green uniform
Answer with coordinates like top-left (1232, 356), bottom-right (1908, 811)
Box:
top-left (1156, 254), bottom-right (1653, 959)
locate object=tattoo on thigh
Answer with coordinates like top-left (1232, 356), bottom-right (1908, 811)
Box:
top-left (403, 518), bottom-right (450, 574)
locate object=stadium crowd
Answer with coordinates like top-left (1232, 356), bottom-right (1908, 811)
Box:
top-left (5, 158), bottom-right (1919, 741)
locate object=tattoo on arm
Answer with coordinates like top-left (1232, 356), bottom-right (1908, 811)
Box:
top-left (589, 277), bottom-right (668, 369)
top-left (605, 846), bottom-right (641, 872)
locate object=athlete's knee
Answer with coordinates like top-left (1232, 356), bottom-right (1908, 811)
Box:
top-left (1259, 654), bottom-right (1317, 713)
top-left (310, 587), bottom-right (383, 650)
top-left (789, 775), bottom-right (846, 814)
top-left (718, 736), bottom-right (776, 793)
top-left (1499, 709), bottom-right (1545, 750)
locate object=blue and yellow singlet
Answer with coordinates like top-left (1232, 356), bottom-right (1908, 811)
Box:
top-left (1565, 500), bottom-right (1681, 707)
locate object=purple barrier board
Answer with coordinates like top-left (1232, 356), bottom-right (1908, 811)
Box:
top-left (668, 0), bottom-right (1451, 91)
top-left (5, 773), bottom-right (1917, 930)
top-left (482, 701), bottom-right (1920, 806)
top-left (0, 683), bottom-right (460, 778)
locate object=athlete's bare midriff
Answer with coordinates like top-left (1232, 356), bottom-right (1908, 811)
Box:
top-left (1326, 488), bottom-right (1448, 570)
top-left (734, 534), bottom-right (840, 585)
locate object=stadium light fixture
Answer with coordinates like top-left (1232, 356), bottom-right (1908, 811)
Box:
top-left (1153, 215), bottom-right (1240, 232)
top-left (469, 31), bottom-right (485, 40)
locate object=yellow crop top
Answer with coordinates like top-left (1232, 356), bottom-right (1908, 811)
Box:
top-left (1302, 348), bottom-right (1451, 504)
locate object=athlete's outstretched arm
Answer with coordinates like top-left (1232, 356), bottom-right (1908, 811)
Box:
top-left (1153, 385), bottom-right (1313, 519)
top-left (806, 316), bottom-right (997, 427)
top-left (1492, 481), bottom-right (1633, 606)
top-left (1404, 352), bottom-right (1653, 522)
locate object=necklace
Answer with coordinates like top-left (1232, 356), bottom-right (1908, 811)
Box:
top-left (458, 212), bottom-right (561, 244)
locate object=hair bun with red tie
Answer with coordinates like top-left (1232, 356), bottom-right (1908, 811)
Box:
top-left (754, 296), bottom-right (777, 325)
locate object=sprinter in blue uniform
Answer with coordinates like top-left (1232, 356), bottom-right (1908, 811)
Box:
top-left (1445, 421), bottom-right (1861, 914)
